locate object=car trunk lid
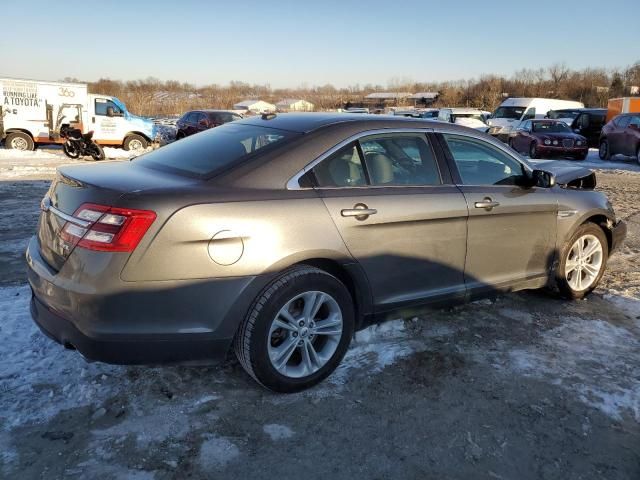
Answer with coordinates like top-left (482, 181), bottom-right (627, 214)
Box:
top-left (37, 161), bottom-right (197, 271)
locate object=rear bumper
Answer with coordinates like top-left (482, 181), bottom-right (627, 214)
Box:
top-left (610, 220), bottom-right (627, 254)
top-left (26, 235), bottom-right (265, 365)
top-left (30, 293), bottom-right (232, 365)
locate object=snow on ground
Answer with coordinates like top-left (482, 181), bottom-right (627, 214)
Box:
top-left (0, 146), bottom-right (142, 179)
top-left (528, 148), bottom-right (640, 173)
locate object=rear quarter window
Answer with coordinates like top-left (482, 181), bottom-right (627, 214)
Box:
top-left (136, 123), bottom-right (299, 177)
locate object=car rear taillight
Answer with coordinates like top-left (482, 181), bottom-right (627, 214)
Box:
top-left (60, 203), bottom-right (156, 252)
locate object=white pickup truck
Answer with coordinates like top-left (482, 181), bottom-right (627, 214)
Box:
top-left (1, 77), bottom-right (157, 151)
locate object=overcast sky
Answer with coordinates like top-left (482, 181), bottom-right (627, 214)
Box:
top-left (2, 0), bottom-right (638, 88)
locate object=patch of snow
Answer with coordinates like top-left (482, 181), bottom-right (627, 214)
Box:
top-left (506, 312), bottom-right (640, 421)
top-left (529, 148), bottom-right (640, 173)
top-left (0, 285), bottom-right (123, 429)
top-left (198, 436), bottom-right (240, 471)
top-left (263, 423), bottom-right (294, 441)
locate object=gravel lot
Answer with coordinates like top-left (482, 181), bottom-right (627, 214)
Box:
top-left (1, 148), bottom-right (639, 479)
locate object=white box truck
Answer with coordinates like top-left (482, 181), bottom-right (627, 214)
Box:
top-left (487, 97), bottom-right (584, 142)
top-left (0, 77), bottom-right (157, 151)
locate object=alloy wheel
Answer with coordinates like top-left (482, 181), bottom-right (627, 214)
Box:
top-left (267, 291), bottom-right (343, 378)
top-left (564, 234), bottom-right (604, 291)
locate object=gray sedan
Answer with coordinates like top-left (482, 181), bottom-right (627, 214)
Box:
top-left (27, 113), bottom-right (626, 392)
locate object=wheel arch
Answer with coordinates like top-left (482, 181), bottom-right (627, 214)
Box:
top-left (123, 131), bottom-right (152, 143)
top-left (293, 257), bottom-right (373, 328)
top-left (5, 128), bottom-right (35, 139)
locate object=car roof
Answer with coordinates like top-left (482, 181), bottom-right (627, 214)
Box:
top-left (236, 112), bottom-right (446, 133)
top-left (441, 108), bottom-right (483, 114)
top-left (530, 119), bottom-right (566, 123)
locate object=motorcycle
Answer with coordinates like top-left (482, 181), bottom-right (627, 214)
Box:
top-left (60, 124), bottom-right (105, 161)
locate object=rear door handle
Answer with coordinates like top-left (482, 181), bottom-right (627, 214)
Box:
top-left (474, 198), bottom-right (500, 210)
top-left (341, 203), bottom-right (377, 220)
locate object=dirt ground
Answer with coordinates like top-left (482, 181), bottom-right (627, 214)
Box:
top-left (1, 162), bottom-right (639, 479)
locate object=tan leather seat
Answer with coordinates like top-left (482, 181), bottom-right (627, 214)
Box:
top-left (367, 153), bottom-right (394, 184)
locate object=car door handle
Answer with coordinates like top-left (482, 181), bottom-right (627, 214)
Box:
top-left (341, 203), bottom-right (377, 220)
top-left (474, 198), bottom-right (500, 210)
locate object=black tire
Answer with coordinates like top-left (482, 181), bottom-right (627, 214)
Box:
top-left (175, 131), bottom-right (185, 140)
top-left (556, 223), bottom-right (608, 300)
top-left (529, 141), bottom-right (539, 159)
top-left (123, 134), bottom-right (148, 151)
top-left (234, 266), bottom-right (355, 392)
top-left (89, 144), bottom-right (105, 161)
top-left (62, 141), bottom-right (80, 159)
top-left (5, 132), bottom-right (34, 151)
top-left (599, 139), bottom-right (610, 160)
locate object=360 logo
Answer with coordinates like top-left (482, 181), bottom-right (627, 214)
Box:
top-left (58, 87), bottom-right (75, 98)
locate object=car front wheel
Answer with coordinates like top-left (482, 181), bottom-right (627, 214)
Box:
top-left (529, 142), bottom-right (539, 159)
top-left (235, 266), bottom-right (355, 392)
top-left (599, 139), bottom-right (610, 160)
top-left (556, 223), bottom-right (608, 299)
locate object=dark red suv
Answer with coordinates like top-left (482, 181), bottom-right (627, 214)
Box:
top-left (599, 114), bottom-right (640, 163)
top-left (175, 110), bottom-right (242, 139)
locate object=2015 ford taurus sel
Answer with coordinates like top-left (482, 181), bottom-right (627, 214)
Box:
top-left (27, 113), bottom-right (626, 392)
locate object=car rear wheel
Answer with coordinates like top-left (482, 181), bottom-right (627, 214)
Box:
top-left (529, 142), bottom-right (539, 159)
top-left (5, 132), bottom-right (34, 151)
top-left (234, 266), bottom-right (355, 392)
top-left (556, 223), bottom-right (608, 299)
top-left (599, 139), bottom-right (610, 160)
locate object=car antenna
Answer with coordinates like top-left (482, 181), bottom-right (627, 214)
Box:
top-left (261, 112), bottom-right (277, 120)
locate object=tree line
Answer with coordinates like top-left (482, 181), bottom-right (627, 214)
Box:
top-left (72, 62), bottom-right (640, 117)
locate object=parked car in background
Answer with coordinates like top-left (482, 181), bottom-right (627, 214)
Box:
top-left (599, 113), bottom-right (640, 162)
top-left (27, 113), bottom-right (625, 392)
top-left (546, 108), bottom-right (583, 125)
top-left (509, 119), bottom-right (588, 160)
top-left (570, 108), bottom-right (607, 148)
top-left (437, 108), bottom-right (488, 131)
top-left (487, 98), bottom-right (584, 142)
top-left (606, 97), bottom-right (640, 122)
top-left (393, 108), bottom-right (439, 119)
top-left (175, 110), bottom-right (242, 139)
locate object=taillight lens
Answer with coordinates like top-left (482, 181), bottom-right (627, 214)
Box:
top-left (60, 203), bottom-right (156, 252)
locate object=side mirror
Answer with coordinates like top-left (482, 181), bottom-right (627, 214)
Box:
top-left (106, 106), bottom-right (115, 117)
top-left (198, 118), bottom-right (209, 127)
top-left (629, 123), bottom-right (639, 130)
top-left (532, 169), bottom-right (556, 188)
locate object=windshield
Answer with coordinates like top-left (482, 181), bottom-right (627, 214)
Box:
top-left (547, 110), bottom-right (580, 120)
top-left (136, 123), bottom-right (299, 177)
top-left (493, 106), bottom-right (526, 120)
top-left (532, 121), bottom-right (571, 133)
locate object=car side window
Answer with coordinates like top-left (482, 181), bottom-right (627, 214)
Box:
top-left (183, 112), bottom-right (196, 123)
top-left (522, 108), bottom-right (536, 121)
top-left (311, 142), bottom-right (366, 188)
top-left (615, 116), bottom-right (631, 128)
top-left (577, 114), bottom-right (589, 128)
top-left (95, 99), bottom-right (122, 116)
top-left (443, 134), bottom-right (525, 186)
top-left (359, 134), bottom-right (441, 186)
top-left (629, 116), bottom-right (640, 127)
top-left (194, 113), bottom-right (207, 125)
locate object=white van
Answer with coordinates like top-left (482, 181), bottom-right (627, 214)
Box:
top-left (1, 77), bottom-right (157, 151)
top-left (487, 97), bottom-right (584, 141)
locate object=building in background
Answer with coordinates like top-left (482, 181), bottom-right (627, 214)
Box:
top-left (275, 99), bottom-right (314, 112)
top-left (408, 92), bottom-right (440, 107)
top-left (232, 99), bottom-right (276, 114)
